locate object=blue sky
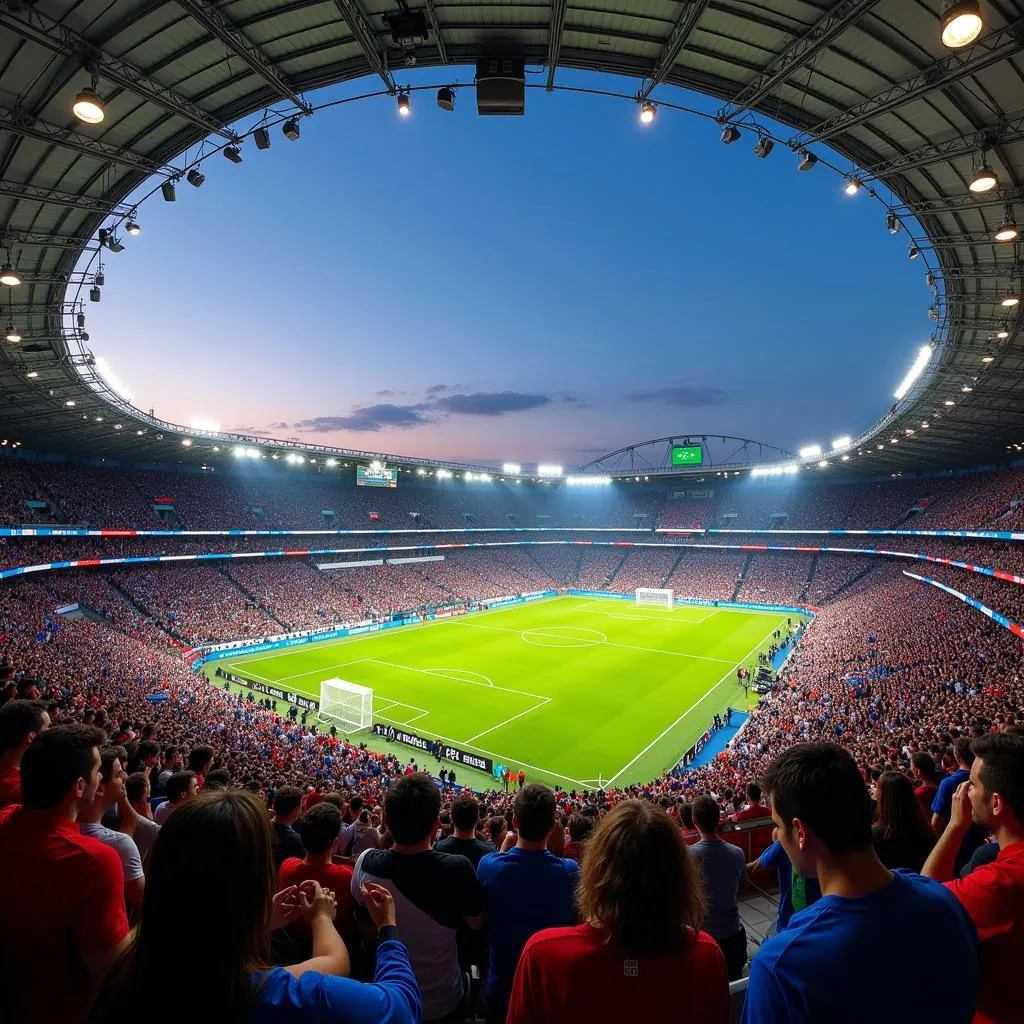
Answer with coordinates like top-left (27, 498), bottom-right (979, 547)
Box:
top-left (86, 70), bottom-right (929, 466)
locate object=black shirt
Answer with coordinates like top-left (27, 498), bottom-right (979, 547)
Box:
top-left (871, 825), bottom-right (933, 873)
top-left (434, 835), bottom-right (496, 870)
top-left (272, 821), bottom-right (305, 870)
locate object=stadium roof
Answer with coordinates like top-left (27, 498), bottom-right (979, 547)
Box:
top-left (1, 0), bottom-right (1022, 477)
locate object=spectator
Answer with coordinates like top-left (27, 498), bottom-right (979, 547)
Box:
top-left (0, 724), bottom-right (130, 1023)
top-left (912, 751), bottom-right (944, 817)
top-left (690, 794), bottom-right (747, 980)
top-left (204, 767), bottom-right (232, 790)
top-left (352, 774), bottom-right (484, 1023)
top-left (349, 808), bottom-right (381, 857)
top-left (507, 800), bottom-right (728, 1024)
top-left (563, 812), bottom-right (595, 862)
top-left (747, 829), bottom-right (821, 934)
top-left (0, 698), bottom-right (50, 807)
top-left (731, 782), bottom-right (770, 822)
top-left (187, 743), bottom-right (215, 785)
top-left (92, 790), bottom-right (420, 1024)
top-left (272, 786), bottom-right (306, 869)
top-left (477, 783), bottom-right (579, 1023)
top-left (931, 736), bottom-right (988, 873)
top-left (153, 770), bottom-right (198, 825)
top-left (156, 745), bottom-right (181, 792)
top-left (924, 733), bottom-right (1024, 1024)
top-left (871, 771), bottom-right (935, 872)
top-left (743, 742), bottom-right (978, 1024)
top-left (434, 791), bottom-right (493, 868)
top-left (78, 748), bottom-right (146, 918)
top-left (122, 771), bottom-right (160, 868)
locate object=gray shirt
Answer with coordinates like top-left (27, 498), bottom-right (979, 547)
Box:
top-left (691, 837), bottom-right (745, 939)
top-left (80, 822), bottom-right (144, 882)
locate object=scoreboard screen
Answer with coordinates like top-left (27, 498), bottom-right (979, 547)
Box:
top-left (671, 445), bottom-right (703, 467)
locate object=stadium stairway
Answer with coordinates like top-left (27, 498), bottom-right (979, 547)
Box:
top-left (797, 555), bottom-right (818, 603)
top-left (602, 549), bottom-right (632, 590)
top-left (217, 566), bottom-right (289, 632)
top-left (732, 554), bottom-right (755, 602)
top-left (664, 546), bottom-right (690, 587)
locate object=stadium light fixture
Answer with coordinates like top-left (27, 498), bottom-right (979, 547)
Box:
top-left (844, 177), bottom-right (863, 196)
top-left (638, 100), bottom-right (656, 125)
top-left (908, 245), bottom-right (920, 260)
top-left (981, 354), bottom-right (995, 363)
top-left (720, 125), bottom-right (740, 144)
top-left (89, 286), bottom-right (101, 303)
top-left (798, 444), bottom-right (822, 459)
top-left (72, 85), bottom-right (105, 125)
top-left (751, 464), bottom-right (800, 478)
top-left (537, 464), bottom-right (563, 478)
top-left (5, 320), bottom-right (20, 343)
top-left (797, 150), bottom-right (817, 172)
top-left (65, 399), bottom-right (76, 407)
top-left (944, 399), bottom-right (956, 406)
top-left (995, 206), bottom-right (1018, 242)
top-left (189, 416), bottom-right (221, 432)
top-left (940, 1), bottom-right (982, 48)
top-left (1002, 292), bottom-right (1021, 307)
top-left (161, 180), bottom-right (176, 202)
top-left (996, 326), bottom-right (1010, 339)
top-left (437, 87), bottom-right (455, 111)
top-left (436, 468), bottom-right (453, 479)
top-left (93, 357), bottom-right (134, 402)
top-left (223, 145), bottom-right (242, 164)
top-left (187, 169), bottom-right (205, 188)
top-left (181, 438), bottom-right (192, 447)
top-left (283, 118), bottom-right (301, 142)
top-left (969, 158), bottom-right (998, 193)
top-left (26, 372), bottom-right (38, 380)
top-left (126, 219), bottom-right (140, 236)
top-left (753, 136), bottom-right (774, 158)
top-left (566, 475), bottom-right (612, 486)
top-left (961, 384), bottom-right (974, 392)
top-left (502, 463), bottom-right (522, 475)
top-left (397, 91), bottom-right (411, 117)
top-left (886, 210), bottom-right (901, 234)
top-left (817, 460), bottom-right (828, 468)
top-left (893, 344), bottom-right (933, 399)
top-left (831, 435), bottom-right (852, 451)
top-left (254, 127), bottom-right (271, 150)
top-left (0, 263), bottom-right (20, 287)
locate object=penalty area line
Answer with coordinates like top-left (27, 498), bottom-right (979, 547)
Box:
top-left (461, 696), bottom-right (551, 746)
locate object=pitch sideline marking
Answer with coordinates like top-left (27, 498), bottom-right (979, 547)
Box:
top-left (603, 617), bottom-right (787, 787)
top-left (461, 696), bottom-right (552, 746)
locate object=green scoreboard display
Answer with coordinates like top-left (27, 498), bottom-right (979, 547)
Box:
top-left (671, 445), bottom-right (704, 467)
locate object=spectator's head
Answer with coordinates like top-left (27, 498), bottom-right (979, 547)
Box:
top-left (162, 745), bottom-right (181, 769)
top-left (970, 733), bottom-right (1024, 833)
top-left (513, 783), bottom-right (556, 842)
top-left (579, 800), bottom-right (702, 953)
top-left (135, 740), bottom-right (159, 765)
top-left (19, 723), bottom-right (106, 813)
top-left (299, 802), bottom-right (342, 856)
top-left (487, 814), bottom-right (506, 845)
top-left (874, 771), bottom-right (932, 844)
top-left (273, 786), bottom-right (303, 824)
top-left (187, 744), bottom-right (215, 775)
top-left (679, 802), bottom-right (695, 831)
top-left (16, 678), bottom-right (42, 701)
top-left (953, 736), bottom-right (974, 769)
top-left (125, 771), bottom-right (150, 808)
top-left (204, 769), bottom-right (231, 791)
top-left (93, 748), bottom-right (127, 810)
top-left (0, 699), bottom-right (50, 758)
top-left (692, 795), bottom-right (721, 836)
top-left (568, 812), bottom-right (595, 844)
top-left (93, 790), bottom-right (274, 1023)
top-left (449, 791), bottom-right (481, 836)
top-left (384, 774), bottom-right (441, 846)
top-left (745, 782), bottom-right (763, 805)
top-left (762, 742), bottom-right (873, 873)
top-left (166, 770), bottom-right (198, 805)
top-left (911, 752), bottom-right (939, 784)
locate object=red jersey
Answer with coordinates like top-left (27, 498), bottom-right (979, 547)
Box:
top-left (731, 804), bottom-right (770, 823)
top-left (278, 857), bottom-right (356, 942)
top-left (507, 923), bottom-right (729, 1024)
top-left (0, 765), bottom-right (21, 808)
top-left (946, 840), bottom-right (1024, 1024)
top-left (0, 804), bottom-right (129, 1023)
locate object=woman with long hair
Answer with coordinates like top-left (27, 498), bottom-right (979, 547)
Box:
top-left (506, 799), bottom-right (729, 1024)
top-left (872, 771), bottom-right (936, 872)
top-left (92, 789), bottom-right (420, 1024)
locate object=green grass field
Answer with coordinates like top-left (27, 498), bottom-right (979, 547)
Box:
top-left (206, 596), bottom-right (793, 790)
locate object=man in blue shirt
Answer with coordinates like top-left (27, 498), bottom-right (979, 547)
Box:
top-left (743, 742), bottom-right (978, 1024)
top-left (477, 783), bottom-right (578, 1023)
top-left (931, 736), bottom-right (987, 872)
top-left (748, 833), bottom-right (821, 933)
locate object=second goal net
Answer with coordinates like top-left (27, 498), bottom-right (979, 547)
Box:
top-left (318, 678), bottom-right (373, 732)
top-left (636, 587), bottom-right (674, 610)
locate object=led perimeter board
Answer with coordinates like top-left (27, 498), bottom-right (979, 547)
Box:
top-left (671, 445), bottom-right (703, 467)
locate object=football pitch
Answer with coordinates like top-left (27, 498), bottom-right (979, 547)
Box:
top-left (207, 596), bottom-right (794, 790)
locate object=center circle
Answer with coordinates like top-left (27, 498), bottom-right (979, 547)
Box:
top-left (519, 626), bottom-right (607, 649)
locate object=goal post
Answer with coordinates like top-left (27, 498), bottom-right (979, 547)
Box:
top-left (318, 678), bottom-right (373, 732)
top-left (636, 587), bottom-right (674, 610)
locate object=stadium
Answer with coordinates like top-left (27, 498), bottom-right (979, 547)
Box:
top-left (1, 2), bottom-right (1022, 1023)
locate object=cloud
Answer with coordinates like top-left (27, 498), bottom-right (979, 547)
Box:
top-left (293, 403), bottom-right (432, 433)
top-left (231, 424), bottom-right (260, 433)
top-left (557, 392), bottom-right (592, 409)
top-left (435, 391), bottom-right (553, 416)
top-left (267, 421), bottom-right (290, 429)
top-left (425, 383), bottom-right (462, 396)
top-left (624, 384), bottom-right (728, 407)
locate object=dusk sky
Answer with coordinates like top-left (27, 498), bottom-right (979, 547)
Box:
top-left (85, 70), bottom-right (929, 467)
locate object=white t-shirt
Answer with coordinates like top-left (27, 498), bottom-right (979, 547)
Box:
top-left (80, 822), bottom-right (144, 881)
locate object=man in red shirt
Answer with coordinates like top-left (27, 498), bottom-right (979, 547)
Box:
top-left (923, 732), bottom-right (1024, 1024)
top-left (731, 782), bottom-right (770, 822)
top-left (0, 723), bottom-right (130, 1023)
top-left (0, 699), bottom-right (50, 808)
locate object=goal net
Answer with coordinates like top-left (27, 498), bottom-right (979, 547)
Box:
top-left (318, 678), bottom-right (373, 732)
top-left (636, 587), bottom-right (674, 610)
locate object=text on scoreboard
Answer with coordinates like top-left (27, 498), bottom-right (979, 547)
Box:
top-left (356, 465), bottom-right (398, 488)
top-left (671, 445), bottom-right (703, 466)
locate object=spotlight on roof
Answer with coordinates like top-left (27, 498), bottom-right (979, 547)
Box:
top-left (940, 0), bottom-right (983, 48)
top-left (887, 210), bottom-right (901, 234)
top-left (77, 312), bottom-right (86, 328)
top-left (437, 87), bottom-right (455, 111)
top-left (107, 237), bottom-right (124, 253)
top-left (995, 206), bottom-right (1018, 242)
top-left (4, 321), bottom-right (21, 344)
top-left (186, 169), bottom-right (205, 188)
top-left (126, 219), bottom-right (141, 236)
top-left (254, 127), bottom-right (271, 150)
top-left (98, 229), bottom-right (110, 248)
top-left (996, 326), bottom-right (1010, 339)
top-left (89, 286), bottom-right (101, 303)
top-left (969, 160), bottom-right (998, 193)
top-left (282, 118), bottom-right (301, 142)
top-left (1002, 292), bottom-right (1021, 307)
top-left (94, 271), bottom-right (104, 287)
top-left (397, 91), bottom-right (411, 117)
top-left (223, 145), bottom-right (242, 163)
top-left (797, 150), bottom-right (817, 172)
top-left (844, 177), bottom-right (863, 196)
top-left (720, 124), bottom-right (740, 144)
top-left (908, 245), bottom-right (920, 261)
top-left (161, 179), bottom-right (176, 202)
top-left (0, 263), bottom-right (20, 287)
top-left (753, 136), bottom-right (774, 158)
top-left (72, 86), bottom-right (105, 124)
top-left (638, 100), bottom-right (656, 125)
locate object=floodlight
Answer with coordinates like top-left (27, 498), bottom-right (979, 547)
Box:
top-left (844, 177), bottom-right (862, 196)
top-left (94, 271), bottom-right (104, 287)
top-left (502, 463), bottom-right (522, 475)
top-left (98, 229), bottom-right (110, 248)
top-left (223, 145), bottom-right (242, 163)
top-left (969, 161), bottom-right (998, 193)
top-left (73, 86), bottom-right (105, 124)
top-left (798, 444), bottom-right (822, 459)
top-left (282, 118), bottom-right (301, 141)
top-left (1002, 292), bottom-right (1021, 307)
top-left (797, 150), bottom-right (817, 172)
top-left (753, 137), bottom-right (774, 158)
top-left (107, 237), bottom-right (124, 253)
top-left (945, 399), bottom-right (956, 406)
top-left (981, 354), bottom-right (995, 363)
top-left (887, 210), bottom-right (901, 234)
top-left (187, 169), bottom-right (205, 188)
top-left (181, 439), bottom-right (192, 447)
top-left (254, 127), bottom-right (271, 150)
top-left (831, 435), bottom-right (852, 451)
top-left (638, 100), bottom-right (656, 125)
top-left (89, 286), bottom-right (101, 303)
top-left (397, 92), bottom-right (411, 117)
top-left (893, 344), bottom-right (933, 399)
top-left (326, 458), bottom-right (339, 467)
top-left (995, 207), bottom-right (1019, 242)
top-left (940, 1), bottom-right (982, 48)
top-left (65, 400), bottom-right (76, 407)
top-left (126, 219), bottom-right (141, 236)
top-left (437, 87), bottom-right (455, 111)
top-left (0, 263), bottom-right (20, 287)
top-left (4, 321), bottom-right (21, 343)
top-left (908, 245), bottom-right (920, 260)
top-left (161, 180), bottom-right (176, 202)
top-left (996, 327), bottom-right (1010, 339)
top-left (537, 464), bottom-right (563, 477)
top-left (720, 125), bottom-right (740, 144)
